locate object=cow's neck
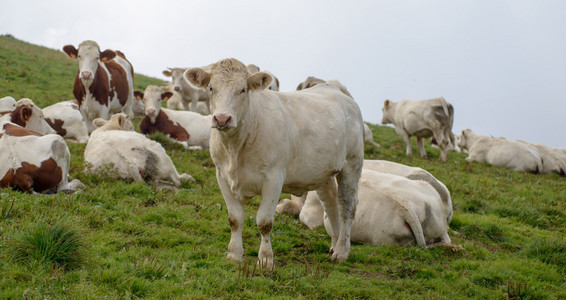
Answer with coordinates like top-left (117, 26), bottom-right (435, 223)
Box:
top-left (465, 132), bottom-right (483, 149)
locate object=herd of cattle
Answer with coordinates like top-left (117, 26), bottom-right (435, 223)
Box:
top-left (1, 40), bottom-right (563, 267)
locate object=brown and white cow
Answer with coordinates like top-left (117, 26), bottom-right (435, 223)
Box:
top-left (0, 96), bottom-right (16, 115)
top-left (381, 97), bottom-right (455, 161)
top-left (84, 113), bottom-right (194, 187)
top-left (0, 98), bottom-right (56, 135)
top-left (185, 58), bottom-right (364, 267)
top-left (0, 121), bottom-right (84, 193)
top-left (42, 100), bottom-right (89, 143)
top-left (63, 40), bottom-right (134, 134)
top-left (135, 86), bottom-right (212, 150)
top-left (457, 129), bottom-right (542, 173)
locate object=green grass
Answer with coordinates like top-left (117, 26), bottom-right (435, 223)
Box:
top-left (1, 34), bottom-right (565, 299)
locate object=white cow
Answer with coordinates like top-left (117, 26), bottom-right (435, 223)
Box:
top-left (163, 84), bottom-right (210, 115)
top-left (135, 86), bottom-right (212, 150)
top-left (381, 97), bottom-right (454, 161)
top-left (457, 129), bottom-right (543, 173)
top-left (0, 121), bottom-right (84, 193)
top-left (0, 98), bottom-right (56, 135)
top-left (277, 160), bottom-right (452, 233)
top-left (63, 40), bottom-right (134, 133)
top-left (163, 67), bottom-right (212, 112)
top-left (84, 113), bottom-right (194, 187)
top-left (185, 58), bottom-right (364, 267)
top-left (42, 100), bottom-right (89, 143)
top-left (518, 141), bottom-right (566, 175)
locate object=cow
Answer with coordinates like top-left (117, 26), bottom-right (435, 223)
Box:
top-left (0, 96), bottom-right (16, 114)
top-left (277, 160), bottom-right (452, 231)
top-left (163, 67), bottom-right (211, 112)
top-left (296, 76), bottom-right (326, 91)
top-left (0, 98), bottom-right (56, 135)
top-left (518, 141), bottom-right (566, 175)
top-left (163, 84), bottom-right (210, 115)
top-left (457, 129), bottom-right (543, 173)
top-left (135, 86), bottom-right (212, 150)
top-left (42, 100), bottom-right (89, 143)
top-left (184, 58), bottom-right (364, 267)
top-left (63, 40), bottom-right (134, 134)
top-left (84, 113), bottom-right (194, 187)
top-left (381, 97), bottom-right (455, 161)
top-left (0, 121), bottom-right (84, 194)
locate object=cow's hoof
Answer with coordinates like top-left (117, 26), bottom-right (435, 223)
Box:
top-left (330, 251), bottom-right (348, 262)
top-left (256, 257), bottom-right (274, 271)
top-left (226, 253), bottom-right (243, 264)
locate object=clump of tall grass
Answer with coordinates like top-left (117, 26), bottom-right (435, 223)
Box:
top-left (522, 237), bottom-right (566, 270)
top-left (9, 221), bottom-right (88, 271)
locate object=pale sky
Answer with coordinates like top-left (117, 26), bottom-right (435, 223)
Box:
top-left (1, 0), bottom-right (565, 148)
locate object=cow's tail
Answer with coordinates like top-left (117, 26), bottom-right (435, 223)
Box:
top-left (393, 195), bottom-right (426, 247)
top-left (407, 170), bottom-right (453, 223)
top-left (439, 96), bottom-right (450, 118)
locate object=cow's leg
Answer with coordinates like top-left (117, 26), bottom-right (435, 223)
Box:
top-left (400, 131), bottom-right (412, 156)
top-left (317, 178), bottom-right (339, 249)
top-left (256, 173), bottom-right (285, 270)
top-left (416, 137), bottom-right (428, 158)
top-left (331, 157), bottom-right (362, 262)
top-left (217, 172), bottom-right (245, 263)
top-left (190, 93), bottom-right (199, 112)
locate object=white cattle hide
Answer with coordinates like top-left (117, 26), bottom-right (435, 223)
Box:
top-left (43, 100), bottom-right (89, 143)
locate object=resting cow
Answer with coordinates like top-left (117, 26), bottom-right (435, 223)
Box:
top-left (43, 100), bottom-right (89, 143)
top-left (0, 96), bottom-right (16, 114)
top-left (84, 113), bottom-right (193, 187)
top-left (185, 58), bottom-right (364, 267)
top-left (457, 129), bottom-right (542, 173)
top-left (136, 86), bottom-right (212, 150)
top-left (0, 98), bottom-right (56, 135)
top-left (381, 97), bottom-right (454, 161)
top-left (518, 141), bottom-right (566, 175)
top-left (0, 121), bottom-right (84, 193)
top-left (63, 40), bottom-right (134, 133)
top-left (277, 160), bottom-right (452, 239)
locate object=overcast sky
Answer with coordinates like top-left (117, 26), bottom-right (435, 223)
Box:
top-left (2, 0), bottom-right (565, 148)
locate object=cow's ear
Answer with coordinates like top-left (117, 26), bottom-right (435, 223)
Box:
top-left (93, 118), bottom-right (107, 128)
top-left (184, 68), bottom-right (211, 89)
top-left (163, 70), bottom-right (172, 77)
top-left (248, 72), bottom-right (272, 91)
top-left (63, 45), bottom-right (78, 58)
top-left (100, 49), bottom-right (116, 61)
top-left (161, 92), bottom-right (173, 101)
top-left (20, 107), bottom-right (33, 121)
top-left (134, 91), bottom-right (144, 100)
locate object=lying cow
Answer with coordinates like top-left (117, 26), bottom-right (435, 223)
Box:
top-left (0, 98), bottom-right (56, 135)
top-left (381, 97), bottom-right (454, 161)
top-left (63, 40), bottom-right (134, 133)
top-left (0, 96), bottom-right (16, 114)
top-left (457, 129), bottom-right (542, 173)
top-left (185, 58), bottom-right (364, 267)
top-left (135, 86), bottom-right (212, 150)
top-left (0, 121), bottom-right (84, 193)
top-left (518, 141), bottom-right (566, 175)
top-left (277, 160), bottom-right (452, 232)
top-left (84, 113), bottom-right (194, 187)
top-left (42, 100), bottom-right (89, 143)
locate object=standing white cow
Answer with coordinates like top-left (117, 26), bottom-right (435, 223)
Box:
top-left (381, 97), bottom-right (454, 161)
top-left (184, 58), bottom-right (364, 267)
top-left (457, 129), bottom-right (542, 173)
top-left (163, 67), bottom-right (211, 112)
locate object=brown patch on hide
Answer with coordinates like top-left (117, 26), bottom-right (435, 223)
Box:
top-left (104, 59), bottom-right (130, 106)
top-left (10, 106), bottom-right (33, 127)
top-left (46, 118), bottom-right (67, 137)
top-left (3, 123), bottom-right (42, 137)
top-left (258, 221), bottom-right (273, 236)
top-left (139, 111), bottom-right (190, 142)
top-left (0, 158), bottom-right (62, 193)
top-left (228, 216), bottom-right (239, 232)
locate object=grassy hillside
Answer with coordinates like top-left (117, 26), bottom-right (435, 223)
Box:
top-left (1, 35), bottom-right (565, 299)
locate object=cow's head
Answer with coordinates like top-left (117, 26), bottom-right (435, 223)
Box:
top-left (381, 99), bottom-right (394, 125)
top-left (457, 129), bottom-right (471, 150)
top-left (184, 58), bottom-right (272, 130)
top-left (63, 40), bottom-right (116, 85)
top-left (134, 86), bottom-right (172, 123)
top-left (162, 68), bottom-right (187, 93)
top-left (10, 98), bottom-right (56, 135)
top-left (92, 113), bottom-right (134, 132)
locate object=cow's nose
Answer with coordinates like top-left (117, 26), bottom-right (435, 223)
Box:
top-left (81, 71), bottom-right (93, 80)
top-left (213, 114), bottom-right (232, 129)
top-left (174, 86), bottom-right (181, 92)
top-left (146, 108), bottom-right (156, 116)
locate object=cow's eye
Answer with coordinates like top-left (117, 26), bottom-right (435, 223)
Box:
top-left (209, 87), bottom-right (213, 93)
top-left (240, 88), bottom-right (246, 94)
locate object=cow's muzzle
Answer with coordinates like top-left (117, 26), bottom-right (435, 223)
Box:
top-left (213, 114), bottom-right (232, 130)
